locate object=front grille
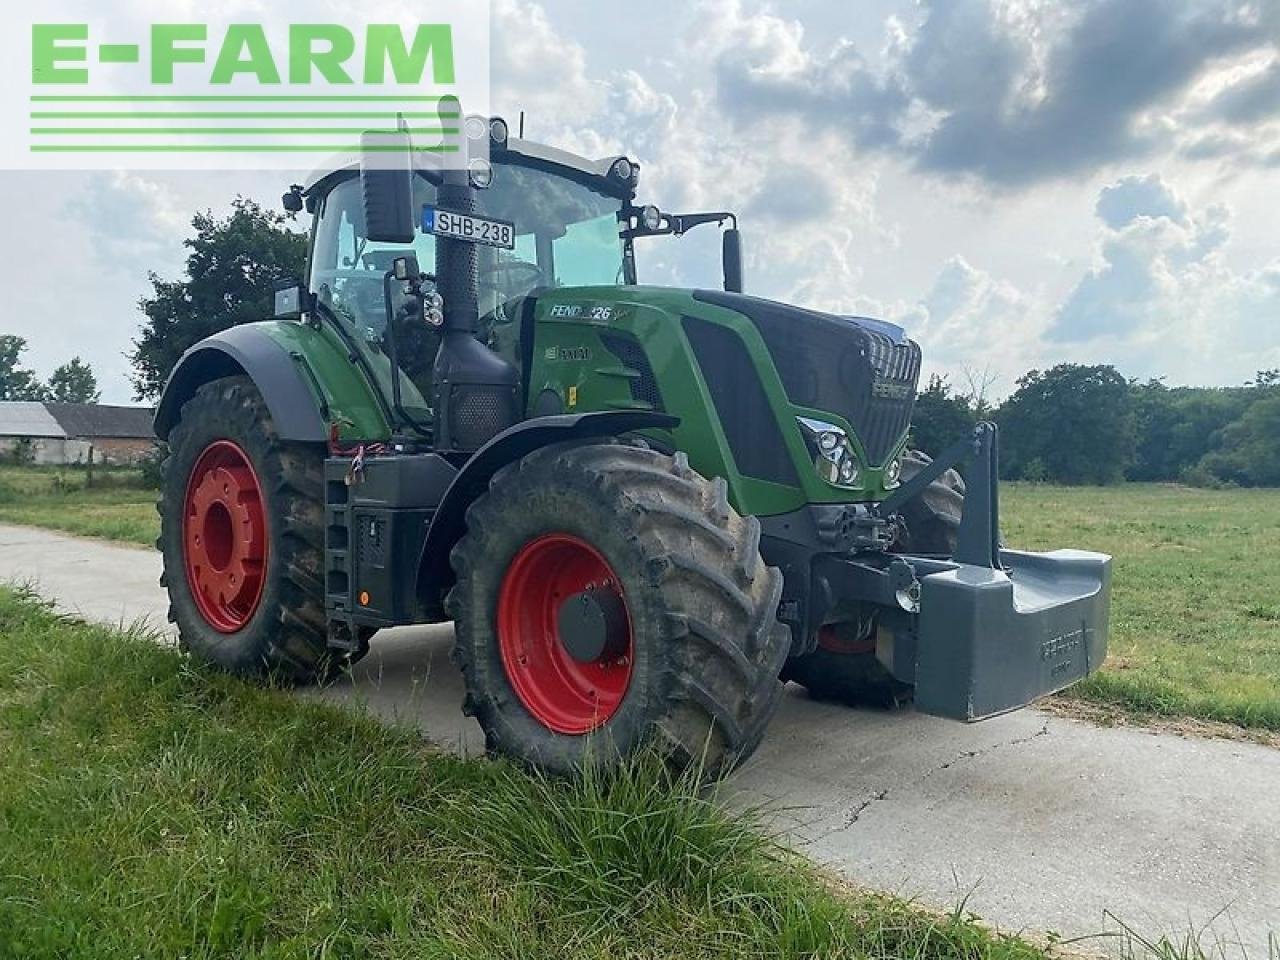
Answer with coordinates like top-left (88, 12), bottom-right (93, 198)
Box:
top-left (683, 316), bottom-right (799, 487)
top-left (600, 333), bottom-right (664, 410)
top-left (694, 292), bottom-right (921, 466)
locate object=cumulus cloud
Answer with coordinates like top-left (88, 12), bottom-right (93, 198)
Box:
top-left (706, 0), bottom-right (1277, 186)
top-left (875, 255), bottom-right (1042, 385)
top-left (63, 172), bottom-right (191, 271)
top-left (1047, 174), bottom-right (1280, 386)
top-left (1095, 174), bottom-right (1189, 230)
top-left (491, 0), bottom-right (602, 125)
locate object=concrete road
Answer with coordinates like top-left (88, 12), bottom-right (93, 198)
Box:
top-left (2, 522), bottom-right (1277, 952)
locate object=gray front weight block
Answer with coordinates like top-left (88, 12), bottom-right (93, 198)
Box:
top-left (913, 549), bottom-right (1112, 721)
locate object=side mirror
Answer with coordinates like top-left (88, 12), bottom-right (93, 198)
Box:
top-left (723, 228), bottom-right (745, 294)
top-left (392, 255), bottom-right (421, 282)
top-left (360, 131), bottom-right (416, 244)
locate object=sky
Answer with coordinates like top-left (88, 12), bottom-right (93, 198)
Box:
top-left (2, 0), bottom-right (1278, 405)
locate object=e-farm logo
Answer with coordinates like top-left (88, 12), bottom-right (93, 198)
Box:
top-left (1, 3), bottom-right (490, 170)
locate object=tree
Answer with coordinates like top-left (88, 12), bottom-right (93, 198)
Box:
top-left (1199, 395), bottom-right (1280, 487)
top-left (1127, 380), bottom-right (1253, 482)
top-left (911, 374), bottom-right (977, 458)
top-left (47, 357), bottom-right (100, 403)
top-left (130, 197), bottom-right (308, 400)
top-left (995, 364), bottom-right (1135, 485)
top-left (0, 336), bottom-right (48, 401)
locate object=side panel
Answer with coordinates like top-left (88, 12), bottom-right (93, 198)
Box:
top-left (524, 286), bottom-right (901, 518)
top-left (154, 321), bottom-right (391, 444)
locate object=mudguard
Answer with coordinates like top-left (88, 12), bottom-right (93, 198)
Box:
top-left (154, 321), bottom-right (391, 444)
top-left (417, 410), bottom-right (680, 602)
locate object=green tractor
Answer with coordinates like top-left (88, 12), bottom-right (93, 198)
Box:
top-left (154, 117), bottom-right (1112, 774)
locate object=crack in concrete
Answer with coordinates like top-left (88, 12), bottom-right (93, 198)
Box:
top-left (845, 788), bottom-right (890, 826)
top-left (934, 723), bottom-right (1051, 773)
top-left (804, 724), bottom-right (1053, 845)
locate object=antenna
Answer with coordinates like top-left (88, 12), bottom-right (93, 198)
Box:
top-left (519, 111), bottom-right (525, 139)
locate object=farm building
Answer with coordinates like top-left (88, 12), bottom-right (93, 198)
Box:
top-left (0, 402), bottom-right (155, 465)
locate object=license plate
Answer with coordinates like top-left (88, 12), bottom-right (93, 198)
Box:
top-left (422, 207), bottom-right (516, 250)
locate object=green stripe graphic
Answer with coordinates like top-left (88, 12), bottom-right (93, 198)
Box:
top-left (31, 112), bottom-right (455, 120)
top-left (32, 128), bottom-right (457, 136)
top-left (30, 144), bottom-right (461, 153)
top-left (31, 95), bottom-right (454, 103)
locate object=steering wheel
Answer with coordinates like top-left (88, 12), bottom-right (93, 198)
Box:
top-left (478, 260), bottom-right (545, 298)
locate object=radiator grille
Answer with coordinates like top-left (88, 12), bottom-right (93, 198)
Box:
top-left (694, 292), bottom-right (921, 466)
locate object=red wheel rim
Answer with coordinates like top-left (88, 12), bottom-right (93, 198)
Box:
top-left (817, 624), bottom-right (876, 655)
top-left (497, 533), bottom-right (634, 735)
top-left (182, 440), bottom-right (269, 634)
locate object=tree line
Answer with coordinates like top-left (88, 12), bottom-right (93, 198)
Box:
top-left (0, 336), bottom-right (100, 404)
top-left (913, 365), bottom-right (1280, 488)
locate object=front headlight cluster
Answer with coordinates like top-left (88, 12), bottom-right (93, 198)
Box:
top-left (797, 417), bottom-right (862, 489)
top-left (885, 455), bottom-right (903, 488)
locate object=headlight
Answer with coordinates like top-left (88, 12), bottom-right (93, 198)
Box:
top-left (489, 116), bottom-right (509, 146)
top-left (610, 157), bottom-right (640, 186)
top-left (797, 417), bottom-right (863, 489)
top-left (468, 158), bottom-right (494, 189)
top-left (464, 115), bottom-right (488, 141)
top-left (641, 205), bottom-right (663, 231)
top-left (885, 456), bottom-right (903, 487)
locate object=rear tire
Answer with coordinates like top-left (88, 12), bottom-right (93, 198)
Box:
top-left (159, 376), bottom-right (349, 683)
top-left (448, 440), bottom-right (790, 776)
top-left (783, 449), bottom-right (964, 707)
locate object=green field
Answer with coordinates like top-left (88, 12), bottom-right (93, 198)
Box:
top-left (2, 464), bottom-right (1277, 735)
top-left (0, 586), bottom-right (1057, 960)
top-left (0, 465), bottom-right (157, 545)
top-left (1002, 484), bottom-right (1280, 731)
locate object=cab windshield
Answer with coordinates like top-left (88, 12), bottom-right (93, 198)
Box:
top-left (310, 163), bottom-right (624, 337)
top-left (308, 161), bottom-right (624, 425)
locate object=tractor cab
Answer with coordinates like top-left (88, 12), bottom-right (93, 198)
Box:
top-left (298, 131), bottom-right (742, 439)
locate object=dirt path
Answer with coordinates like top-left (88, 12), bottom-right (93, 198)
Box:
top-left (2, 522), bottom-right (1276, 953)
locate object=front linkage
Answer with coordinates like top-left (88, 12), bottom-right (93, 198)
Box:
top-left (791, 422), bottom-right (1112, 721)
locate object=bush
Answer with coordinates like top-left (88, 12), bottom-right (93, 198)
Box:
top-left (1019, 458), bottom-right (1049, 483)
top-left (137, 445), bottom-right (165, 489)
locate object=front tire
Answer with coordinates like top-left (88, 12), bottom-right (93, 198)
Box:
top-left (159, 376), bottom-right (346, 683)
top-left (448, 441), bottom-right (790, 776)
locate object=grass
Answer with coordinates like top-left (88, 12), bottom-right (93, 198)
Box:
top-left (0, 464), bottom-right (157, 546)
top-left (0, 585), bottom-right (1056, 960)
top-left (1, 462), bottom-right (1278, 736)
top-left (1002, 483), bottom-right (1280, 732)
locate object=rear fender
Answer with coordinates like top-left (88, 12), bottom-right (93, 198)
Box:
top-left (153, 322), bottom-right (385, 443)
top-left (416, 410), bottom-right (680, 606)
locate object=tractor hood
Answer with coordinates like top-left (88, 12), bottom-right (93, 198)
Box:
top-left (691, 290), bottom-right (923, 467)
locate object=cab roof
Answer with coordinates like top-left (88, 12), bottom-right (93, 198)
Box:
top-left (302, 136), bottom-right (639, 203)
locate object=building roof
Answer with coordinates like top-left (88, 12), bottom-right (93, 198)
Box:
top-left (0, 402), bottom-right (155, 440)
top-left (47, 403), bottom-right (155, 440)
top-left (0, 402), bottom-right (65, 438)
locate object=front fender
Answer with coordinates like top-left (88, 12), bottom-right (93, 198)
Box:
top-left (417, 410), bottom-right (680, 604)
